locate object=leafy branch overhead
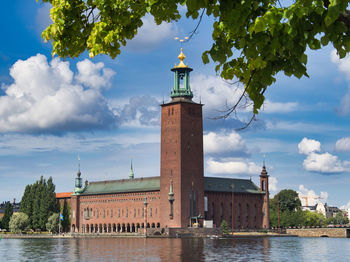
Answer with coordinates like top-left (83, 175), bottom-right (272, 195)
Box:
top-left (39, 0), bottom-right (350, 115)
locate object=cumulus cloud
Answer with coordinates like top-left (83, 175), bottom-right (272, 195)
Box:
top-left (0, 54), bottom-right (116, 133)
top-left (298, 137), bottom-right (321, 155)
top-left (331, 50), bottom-right (350, 115)
top-left (335, 137), bottom-right (350, 152)
top-left (298, 137), bottom-right (350, 173)
top-left (126, 15), bottom-right (177, 52)
top-left (269, 176), bottom-right (278, 192)
top-left (297, 185), bottom-right (328, 206)
top-left (203, 130), bottom-right (249, 157)
top-left (206, 157), bottom-right (261, 175)
top-left (340, 201), bottom-right (350, 211)
top-left (112, 95), bottom-right (160, 127)
top-left (191, 74), bottom-right (298, 118)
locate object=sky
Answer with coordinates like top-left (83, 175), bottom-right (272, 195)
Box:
top-left (0, 2), bottom-right (349, 211)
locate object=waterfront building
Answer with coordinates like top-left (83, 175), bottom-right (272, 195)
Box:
top-left (65, 49), bottom-right (270, 233)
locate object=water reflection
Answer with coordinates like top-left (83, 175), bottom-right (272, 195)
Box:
top-left (0, 237), bottom-right (350, 261)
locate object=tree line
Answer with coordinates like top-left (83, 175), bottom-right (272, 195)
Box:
top-left (269, 189), bottom-right (349, 228)
top-left (0, 176), bottom-right (70, 233)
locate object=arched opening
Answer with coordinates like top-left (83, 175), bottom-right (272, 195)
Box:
top-left (99, 224), bottom-right (102, 233)
top-left (108, 223), bottom-right (111, 233)
top-left (95, 224), bottom-right (98, 233)
top-left (122, 223), bottom-right (126, 233)
top-left (147, 223), bottom-right (150, 228)
top-left (82, 225), bottom-right (85, 233)
top-left (136, 223), bottom-right (140, 233)
top-left (117, 223), bottom-right (121, 233)
top-left (103, 224), bottom-right (107, 233)
top-left (151, 223), bottom-right (155, 228)
top-left (127, 223), bottom-right (130, 233)
top-left (320, 235), bottom-right (329, 238)
top-left (132, 223), bottom-right (135, 233)
top-left (157, 223), bottom-right (160, 228)
top-left (86, 224), bottom-right (90, 233)
top-left (113, 223), bottom-right (116, 233)
top-left (72, 224), bottom-right (76, 232)
top-left (141, 223), bottom-right (144, 228)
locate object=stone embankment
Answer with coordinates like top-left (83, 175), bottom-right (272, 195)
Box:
top-left (286, 227), bottom-right (350, 238)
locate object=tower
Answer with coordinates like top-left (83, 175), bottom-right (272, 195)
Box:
top-left (160, 48), bottom-right (204, 228)
top-left (260, 163), bottom-right (270, 229)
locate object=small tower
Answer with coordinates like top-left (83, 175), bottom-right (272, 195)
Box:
top-left (170, 48), bottom-right (193, 99)
top-left (74, 158), bottom-right (83, 194)
top-left (129, 160), bottom-right (134, 179)
top-left (260, 162), bottom-right (270, 229)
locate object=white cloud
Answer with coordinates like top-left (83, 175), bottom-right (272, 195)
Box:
top-left (298, 137), bottom-right (350, 173)
top-left (266, 120), bottom-right (343, 133)
top-left (126, 15), bottom-right (177, 52)
top-left (335, 137), bottom-right (350, 152)
top-left (298, 137), bottom-right (321, 155)
top-left (76, 60), bottom-right (115, 89)
top-left (0, 54), bottom-right (116, 133)
top-left (191, 74), bottom-right (298, 117)
top-left (206, 157), bottom-right (261, 175)
top-left (297, 185), bottom-right (328, 206)
top-left (340, 201), bottom-right (350, 210)
top-left (261, 101), bottom-right (299, 113)
top-left (269, 176), bottom-right (278, 192)
top-left (203, 130), bottom-right (248, 156)
top-left (303, 152), bottom-right (348, 173)
top-left (331, 50), bottom-right (350, 115)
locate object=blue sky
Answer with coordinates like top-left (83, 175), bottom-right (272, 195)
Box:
top-left (0, 2), bottom-right (350, 211)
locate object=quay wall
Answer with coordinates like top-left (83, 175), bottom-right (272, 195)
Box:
top-left (286, 228), bottom-right (350, 238)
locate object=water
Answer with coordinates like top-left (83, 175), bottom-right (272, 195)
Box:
top-left (0, 237), bottom-right (349, 262)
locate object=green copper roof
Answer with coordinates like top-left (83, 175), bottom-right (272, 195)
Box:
top-left (81, 177), bottom-right (160, 195)
top-left (204, 177), bottom-right (264, 194)
top-left (79, 176), bottom-right (263, 195)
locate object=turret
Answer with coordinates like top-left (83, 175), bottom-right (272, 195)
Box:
top-left (170, 48), bottom-right (193, 100)
top-left (260, 163), bottom-right (270, 229)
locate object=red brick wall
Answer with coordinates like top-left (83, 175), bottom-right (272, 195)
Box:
top-left (205, 191), bottom-right (265, 229)
top-left (160, 101), bottom-right (204, 228)
top-left (76, 191), bottom-right (160, 233)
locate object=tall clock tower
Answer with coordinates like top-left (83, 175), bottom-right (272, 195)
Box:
top-left (160, 48), bottom-right (204, 228)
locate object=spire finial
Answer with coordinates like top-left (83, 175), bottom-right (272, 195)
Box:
top-left (263, 154), bottom-right (266, 168)
top-left (77, 154), bottom-right (81, 178)
top-left (129, 157), bottom-right (134, 179)
top-left (174, 37), bottom-right (189, 68)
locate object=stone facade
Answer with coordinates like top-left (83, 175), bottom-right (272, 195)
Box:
top-left (286, 228), bottom-right (350, 238)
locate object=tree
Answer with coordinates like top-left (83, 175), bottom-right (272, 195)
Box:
top-left (2, 202), bottom-right (13, 231)
top-left (19, 176), bottom-right (58, 231)
top-left (9, 213), bottom-right (29, 233)
top-left (37, 0), bottom-right (350, 119)
top-left (277, 189), bottom-right (302, 213)
top-left (60, 200), bottom-right (71, 233)
top-left (220, 219), bottom-right (230, 234)
top-left (46, 213), bottom-right (59, 234)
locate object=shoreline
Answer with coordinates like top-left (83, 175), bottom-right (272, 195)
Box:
top-left (0, 232), bottom-right (295, 239)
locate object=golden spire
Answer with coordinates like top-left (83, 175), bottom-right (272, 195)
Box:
top-left (175, 48), bottom-right (188, 68)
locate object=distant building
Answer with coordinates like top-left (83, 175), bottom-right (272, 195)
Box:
top-left (0, 199), bottom-right (20, 219)
top-left (316, 203), bottom-right (340, 218)
top-left (58, 49), bottom-right (270, 234)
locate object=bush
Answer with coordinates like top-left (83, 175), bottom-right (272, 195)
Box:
top-left (46, 213), bottom-right (59, 234)
top-left (9, 212), bottom-right (29, 233)
top-left (221, 220), bottom-right (230, 235)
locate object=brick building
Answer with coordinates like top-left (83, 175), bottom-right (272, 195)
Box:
top-left (68, 49), bottom-right (270, 233)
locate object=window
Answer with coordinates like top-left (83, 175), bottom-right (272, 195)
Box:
top-left (150, 207), bottom-right (152, 217)
top-left (118, 208), bottom-right (120, 218)
top-left (103, 209), bottom-right (105, 218)
top-left (134, 208), bottom-right (136, 218)
top-left (111, 208), bottom-right (113, 218)
top-left (126, 208), bottom-right (128, 218)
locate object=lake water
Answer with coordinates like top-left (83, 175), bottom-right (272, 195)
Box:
top-left (0, 237), bottom-right (350, 261)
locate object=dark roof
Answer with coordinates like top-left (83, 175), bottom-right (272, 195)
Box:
top-left (81, 177), bottom-right (160, 195)
top-left (204, 177), bottom-right (264, 194)
top-left (80, 176), bottom-right (263, 195)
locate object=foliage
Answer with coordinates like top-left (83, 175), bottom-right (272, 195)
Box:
top-left (270, 189), bottom-right (325, 228)
top-left (326, 212), bottom-right (350, 225)
top-left (46, 213), bottom-right (59, 234)
top-left (220, 219), bottom-right (230, 234)
top-left (20, 176), bottom-right (59, 231)
top-left (37, 0), bottom-right (350, 116)
top-left (59, 200), bottom-right (71, 233)
top-left (2, 202), bottom-right (13, 231)
top-left (9, 212), bottom-right (29, 233)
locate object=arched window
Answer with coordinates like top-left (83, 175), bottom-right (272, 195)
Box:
top-left (126, 207), bottom-right (128, 218)
top-left (246, 204), bottom-right (249, 222)
top-left (211, 202), bottom-right (214, 218)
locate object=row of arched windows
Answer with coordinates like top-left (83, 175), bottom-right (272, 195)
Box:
top-left (83, 206), bottom-right (156, 220)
